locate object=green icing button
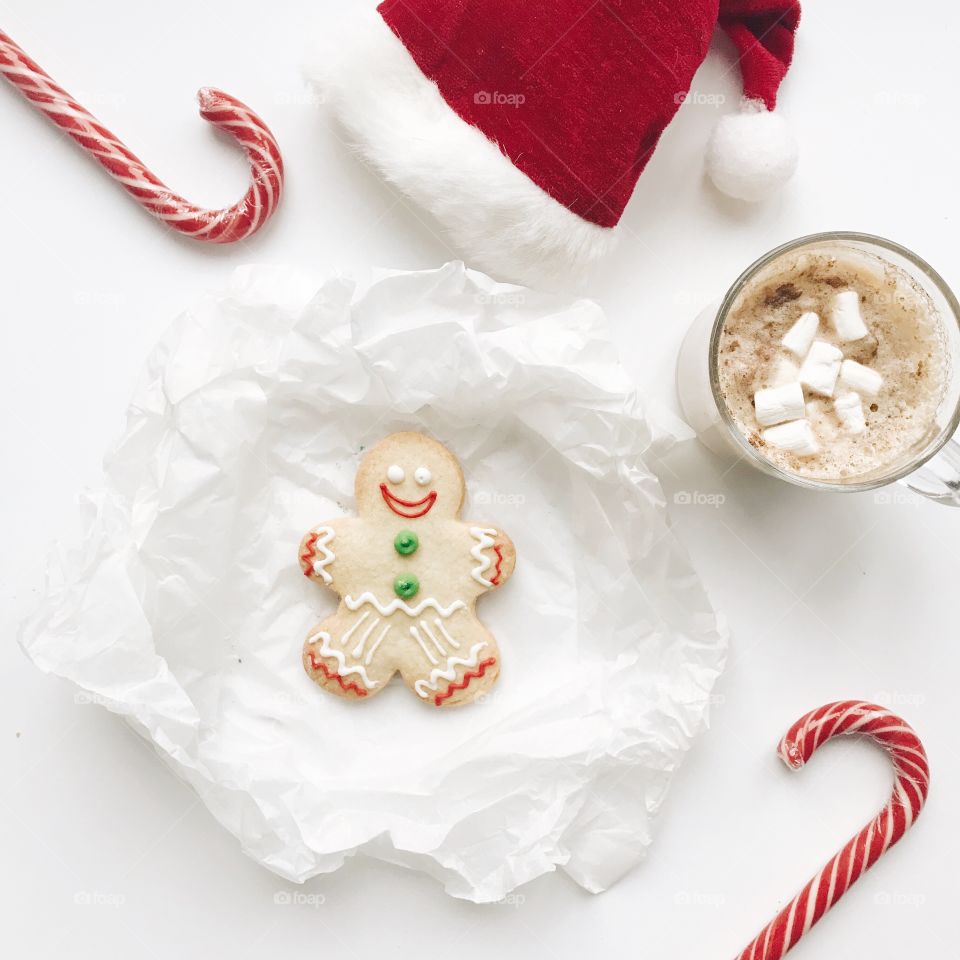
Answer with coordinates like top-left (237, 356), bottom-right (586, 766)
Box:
top-left (393, 574), bottom-right (420, 599)
top-left (394, 530), bottom-right (419, 556)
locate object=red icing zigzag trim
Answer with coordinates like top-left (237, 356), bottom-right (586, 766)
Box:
top-left (307, 651), bottom-right (368, 697)
top-left (490, 545), bottom-right (504, 586)
top-left (434, 658), bottom-right (497, 706)
top-left (300, 532), bottom-right (319, 576)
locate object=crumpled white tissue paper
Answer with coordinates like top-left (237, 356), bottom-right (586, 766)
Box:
top-left (20, 262), bottom-right (727, 902)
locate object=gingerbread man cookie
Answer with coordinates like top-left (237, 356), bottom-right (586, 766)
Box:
top-left (298, 432), bottom-right (516, 707)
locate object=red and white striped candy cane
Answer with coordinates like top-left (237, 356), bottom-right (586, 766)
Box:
top-left (0, 29), bottom-right (283, 243)
top-left (736, 700), bottom-right (930, 960)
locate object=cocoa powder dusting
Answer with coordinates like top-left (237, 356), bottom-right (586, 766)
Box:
top-left (764, 283), bottom-right (802, 307)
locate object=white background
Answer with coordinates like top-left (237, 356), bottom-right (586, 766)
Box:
top-left (1, 0), bottom-right (956, 956)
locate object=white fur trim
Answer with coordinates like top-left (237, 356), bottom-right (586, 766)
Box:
top-left (706, 99), bottom-right (798, 202)
top-left (308, 10), bottom-right (614, 288)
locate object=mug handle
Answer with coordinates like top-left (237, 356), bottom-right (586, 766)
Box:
top-left (899, 438), bottom-right (960, 505)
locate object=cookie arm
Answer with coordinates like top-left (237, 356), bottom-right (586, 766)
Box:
top-left (298, 521), bottom-right (344, 589)
top-left (489, 530), bottom-right (516, 589)
top-left (467, 525), bottom-right (516, 591)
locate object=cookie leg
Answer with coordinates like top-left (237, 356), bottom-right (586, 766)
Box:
top-left (400, 612), bottom-right (500, 708)
top-left (303, 610), bottom-right (394, 701)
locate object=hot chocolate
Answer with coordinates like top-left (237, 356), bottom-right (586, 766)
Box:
top-left (715, 246), bottom-right (948, 481)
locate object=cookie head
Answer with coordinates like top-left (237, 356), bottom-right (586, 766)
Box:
top-left (355, 432), bottom-right (464, 520)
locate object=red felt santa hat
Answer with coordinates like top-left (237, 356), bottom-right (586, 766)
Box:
top-left (318, 0), bottom-right (801, 286)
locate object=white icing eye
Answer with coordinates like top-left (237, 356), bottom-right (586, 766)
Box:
top-left (414, 466), bottom-right (432, 486)
top-left (387, 464), bottom-right (405, 485)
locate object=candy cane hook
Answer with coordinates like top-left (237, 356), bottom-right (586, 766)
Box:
top-left (735, 700), bottom-right (930, 960)
top-left (0, 29), bottom-right (283, 243)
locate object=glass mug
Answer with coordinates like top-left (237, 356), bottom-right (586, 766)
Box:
top-left (677, 232), bottom-right (960, 505)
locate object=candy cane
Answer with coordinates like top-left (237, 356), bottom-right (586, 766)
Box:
top-left (736, 700), bottom-right (930, 960)
top-left (0, 29), bottom-right (283, 243)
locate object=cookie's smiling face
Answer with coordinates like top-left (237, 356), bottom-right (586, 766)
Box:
top-left (355, 432), bottom-right (465, 521)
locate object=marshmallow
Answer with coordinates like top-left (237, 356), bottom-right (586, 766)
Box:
top-left (782, 311), bottom-right (820, 357)
top-left (834, 392), bottom-right (867, 434)
top-left (839, 359), bottom-right (883, 396)
top-left (754, 382), bottom-right (805, 427)
top-left (762, 419), bottom-right (820, 456)
top-left (799, 340), bottom-right (843, 396)
top-left (831, 291), bottom-right (869, 341)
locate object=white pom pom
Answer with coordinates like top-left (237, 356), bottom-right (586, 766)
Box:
top-left (706, 100), bottom-right (798, 202)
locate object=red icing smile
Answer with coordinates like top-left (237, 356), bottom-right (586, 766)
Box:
top-left (380, 483), bottom-right (437, 519)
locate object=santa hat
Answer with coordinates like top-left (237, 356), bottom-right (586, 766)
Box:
top-left (319, 0), bottom-right (800, 286)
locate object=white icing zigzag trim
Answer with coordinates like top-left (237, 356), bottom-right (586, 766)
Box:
top-left (307, 630), bottom-right (378, 689)
top-left (469, 527), bottom-right (497, 587)
top-left (310, 526), bottom-right (336, 584)
top-left (345, 593), bottom-right (466, 619)
top-left (414, 642), bottom-right (487, 699)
